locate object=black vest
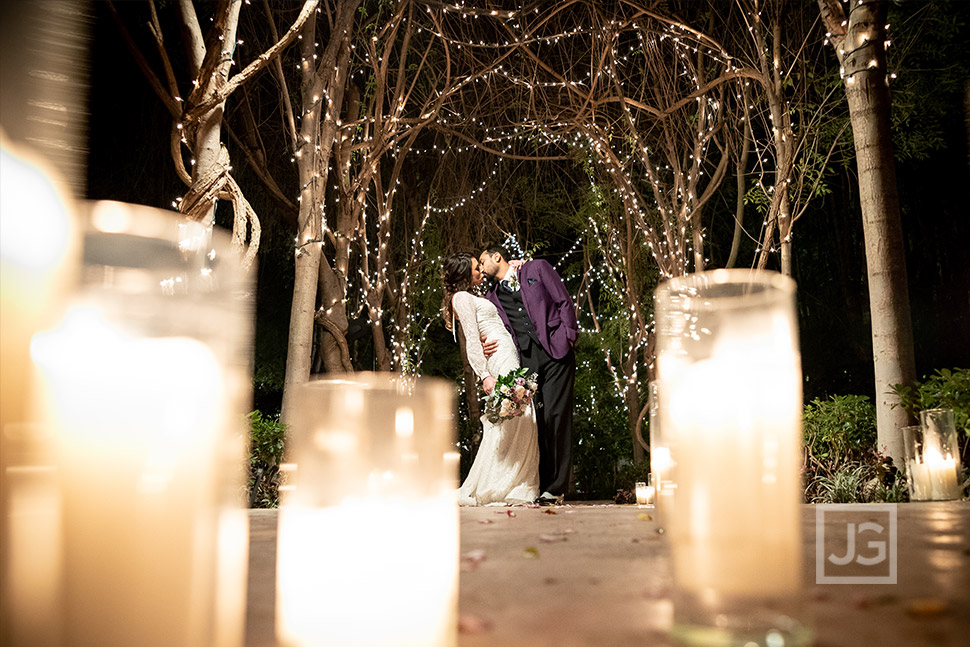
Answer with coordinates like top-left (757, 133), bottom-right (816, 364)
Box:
top-left (496, 284), bottom-right (538, 350)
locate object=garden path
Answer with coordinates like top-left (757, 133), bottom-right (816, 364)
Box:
top-left (245, 502), bottom-right (970, 646)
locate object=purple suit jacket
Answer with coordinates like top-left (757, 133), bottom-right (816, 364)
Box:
top-left (486, 259), bottom-right (579, 360)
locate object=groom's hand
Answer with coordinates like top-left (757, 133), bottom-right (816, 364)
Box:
top-left (482, 376), bottom-right (497, 395)
top-left (482, 337), bottom-right (499, 358)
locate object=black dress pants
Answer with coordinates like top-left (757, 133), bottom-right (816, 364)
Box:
top-left (520, 338), bottom-right (575, 496)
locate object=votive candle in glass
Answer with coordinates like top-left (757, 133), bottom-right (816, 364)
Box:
top-left (654, 269), bottom-right (809, 646)
top-left (29, 201), bottom-right (253, 647)
top-left (903, 410), bottom-right (963, 501)
top-left (0, 135), bottom-right (78, 647)
top-left (636, 474), bottom-right (656, 508)
top-left (276, 374), bottom-right (458, 647)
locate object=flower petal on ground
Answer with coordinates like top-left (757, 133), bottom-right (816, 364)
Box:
top-left (458, 614), bottom-right (493, 634)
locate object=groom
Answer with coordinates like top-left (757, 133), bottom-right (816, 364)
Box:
top-left (479, 245), bottom-right (578, 505)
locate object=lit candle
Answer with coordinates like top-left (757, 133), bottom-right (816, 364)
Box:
top-left (27, 202), bottom-right (252, 647)
top-left (31, 307), bottom-right (228, 646)
top-left (636, 476), bottom-right (656, 507)
top-left (661, 355), bottom-right (802, 596)
top-left (648, 382), bottom-right (676, 513)
top-left (0, 134), bottom-right (77, 437)
top-left (905, 409), bottom-right (964, 502)
top-left (0, 135), bottom-right (77, 645)
top-left (277, 376), bottom-right (458, 647)
top-left (908, 449), bottom-right (960, 501)
top-left (655, 270), bottom-right (806, 644)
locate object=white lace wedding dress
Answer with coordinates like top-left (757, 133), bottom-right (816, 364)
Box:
top-left (452, 291), bottom-right (540, 506)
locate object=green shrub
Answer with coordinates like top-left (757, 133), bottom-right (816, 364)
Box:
top-left (812, 459), bottom-right (909, 504)
top-left (802, 394), bottom-right (887, 503)
top-left (248, 410), bottom-right (286, 508)
top-left (891, 368), bottom-right (969, 436)
top-left (803, 394), bottom-right (877, 470)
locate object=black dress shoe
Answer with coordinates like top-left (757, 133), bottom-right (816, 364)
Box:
top-left (536, 491), bottom-right (563, 506)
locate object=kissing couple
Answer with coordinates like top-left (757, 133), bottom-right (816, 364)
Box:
top-left (441, 245), bottom-right (578, 506)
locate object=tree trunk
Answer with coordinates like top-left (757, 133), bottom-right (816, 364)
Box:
top-left (818, 0), bottom-right (916, 465)
top-left (181, 0), bottom-right (241, 228)
top-left (280, 1), bottom-right (360, 422)
top-left (627, 385), bottom-right (645, 464)
top-left (315, 258), bottom-right (352, 373)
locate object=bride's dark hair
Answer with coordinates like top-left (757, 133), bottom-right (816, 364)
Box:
top-left (441, 252), bottom-right (475, 331)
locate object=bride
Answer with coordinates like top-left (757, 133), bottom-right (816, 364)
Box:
top-left (441, 252), bottom-right (540, 506)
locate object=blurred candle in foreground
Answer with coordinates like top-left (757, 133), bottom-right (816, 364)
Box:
top-left (277, 374), bottom-right (458, 647)
top-left (29, 202), bottom-right (253, 647)
top-left (654, 269), bottom-right (809, 646)
top-left (0, 132), bottom-right (78, 646)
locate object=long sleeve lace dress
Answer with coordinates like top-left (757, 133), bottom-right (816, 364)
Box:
top-left (451, 291), bottom-right (539, 505)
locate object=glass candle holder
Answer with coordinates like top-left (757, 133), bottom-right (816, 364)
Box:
top-left (1, 136), bottom-right (79, 646)
top-left (276, 374), bottom-right (458, 647)
top-left (636, 474), bottom-right (656, 508)
top-left (904, 410), bottom-right (963, 501)
top-left (648, 380), bottom-right (675, 519)
top-left (654, 269), bottom-right (809, 647)
top-left (28, 201), bottom-right (253, 647)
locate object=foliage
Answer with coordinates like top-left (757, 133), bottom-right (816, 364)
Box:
top-left (885, 1), bottom-right (970, 163)
top-left (803, 394), bottom-right (878, 466)
top-left (812, 461), bottom-right (909, 504)
top-left (802, 394), bottom-right (881, 502)
top-left (890, 368), bottom-right (970, 436)
top-left (614, 459), bottom-right (652, 503)
top-left (248, 410), bottom-right (286, 508)
top-left (570, 333), bottom-right (634, 499)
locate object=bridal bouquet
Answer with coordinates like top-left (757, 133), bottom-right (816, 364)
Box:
top-left (484, 367), bottom-right (538, 424)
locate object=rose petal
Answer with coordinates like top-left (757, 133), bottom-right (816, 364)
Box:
top-left (458, 614), bottom-right (493, 634)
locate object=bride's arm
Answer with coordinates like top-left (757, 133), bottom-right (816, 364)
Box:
top-left (452, 292), bottom-right (495, 392)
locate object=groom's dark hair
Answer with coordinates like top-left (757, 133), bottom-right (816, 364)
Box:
top-left (482, 244), bottom-right (510, 261)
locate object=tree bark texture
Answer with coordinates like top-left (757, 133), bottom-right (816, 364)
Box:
top-left (280, 0), bottom-right (361, 423)
top-left (818, 0), bottom-right (916, 464)
top-left (181, 0), bottom-right (241, 228)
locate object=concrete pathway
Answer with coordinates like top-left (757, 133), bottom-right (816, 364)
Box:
top-left (246, 502), bottom-right (970, 646)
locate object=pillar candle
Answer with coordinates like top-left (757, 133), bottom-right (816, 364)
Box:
top-left (276, 375), bottom-right (458, 647)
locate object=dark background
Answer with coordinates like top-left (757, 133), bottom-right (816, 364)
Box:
top-left (4, 1), bottom-right (968, 412)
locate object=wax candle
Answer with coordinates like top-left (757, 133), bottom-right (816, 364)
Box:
top-left (908, 449), bottom-right (960, 501)
top-left (0, 135), bottom-right (76, 438)
top-left (655, 269), bottom-right (807, 645)
top-left (0, 135), bottom-right (77, 646)
top-left (31, 307), bottom-right (227, 646)
top-left (276, 375), bottom-right (458, 647)
top-left (25, 202), bottom-right (253, 647)
top-left (277, 496), bottom-right (458, 647)
top-left (905, 409), bottom-right (964, 502)
top-left (661, 354), bottom-right (802, 596)
top-left (636, 481), bottom-right (656, 507)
